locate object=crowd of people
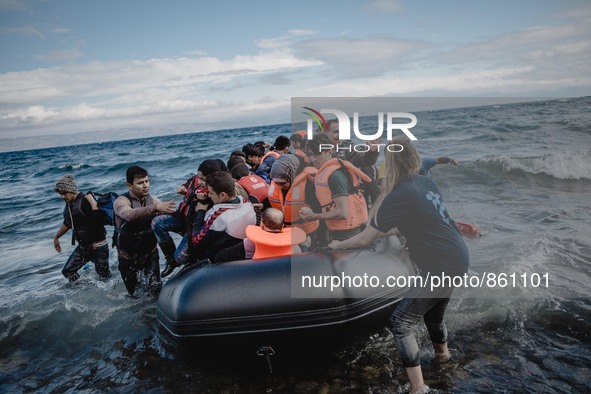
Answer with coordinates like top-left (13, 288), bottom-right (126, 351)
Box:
top-left (53, 125), bottom-right (468, 394)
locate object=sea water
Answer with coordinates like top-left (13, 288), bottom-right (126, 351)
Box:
top-left (0, 97), bottom-right (590, 393)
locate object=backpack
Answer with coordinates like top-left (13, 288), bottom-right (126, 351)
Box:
top-left (88, 191), bottom-right (119, 226)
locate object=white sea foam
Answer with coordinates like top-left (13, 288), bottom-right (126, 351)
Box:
top-left (58, 162), bottom-right (86, 170)
top-left (481, 150), bottom-right (591, 180)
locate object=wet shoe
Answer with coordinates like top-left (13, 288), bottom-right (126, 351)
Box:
top-left (66, 273), bottom-right (80, 283)
top-left (177, 259), bottom-right (211, 276)
top-left (161, 260), bottom-right (179, 278)
top-left (159, 240), bottom-right (178, 278)
top-left (143, 274), bottom-right (162, 297)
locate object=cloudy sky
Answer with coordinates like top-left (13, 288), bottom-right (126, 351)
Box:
top-left (1, 0), bottom-right (590, 151)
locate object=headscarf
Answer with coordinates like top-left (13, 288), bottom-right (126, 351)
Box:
top-left (270, 154), bottom-right (300, 184)
top-left (197, 159), bottom-right (227, 176)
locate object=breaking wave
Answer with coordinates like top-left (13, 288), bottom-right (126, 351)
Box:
top-left (480, 150), bottom-right (591, 180)
top-left (58, 162), bottom-right (90, 170)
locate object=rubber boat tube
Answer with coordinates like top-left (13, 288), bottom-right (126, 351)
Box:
top-left (157, 236), bottom-right (416, 343)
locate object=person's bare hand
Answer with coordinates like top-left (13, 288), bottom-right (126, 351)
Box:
top-left (85, 193), bottom-right (98, 209)
top-left (299, 207), bottom-right (317, 221)
top-left (53, 237), bottom-right (62, 253)
top-left (157, 200), bottom-right (176, 214)
top-left (176, 185), bottom-right (187, 195)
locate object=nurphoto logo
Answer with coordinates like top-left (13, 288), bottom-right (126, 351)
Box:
top-left (302, 106), bottom-right (418, 153)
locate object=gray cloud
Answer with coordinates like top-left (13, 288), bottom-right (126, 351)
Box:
top-left (36, 48), bottom-right (84, 62)
top-left (0, 49), bottom-right (322, 138)
top-left (2, 5), bottom-right (590, 146)
top-left (258, 71), bottom-right (296, 86)
top-left (4, 25), bottom-right (43, 38)
top-left (432, 6), bottom-right (591, 84)
top-left (49, 27), bottom-right (72, 34)
top-left (366, 0), bottom-right (404, 14)
top-left (294, 36), bottom-right (424, 78)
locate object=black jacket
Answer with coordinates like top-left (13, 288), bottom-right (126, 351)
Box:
top-left (63, 193), bottom-right (107, 245)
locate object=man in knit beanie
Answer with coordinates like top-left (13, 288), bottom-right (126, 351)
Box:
top-left (54, 174), bottom-right (78, 195)
top-left (53, 174), bottom-right (111, 282)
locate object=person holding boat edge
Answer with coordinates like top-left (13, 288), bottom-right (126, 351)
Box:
top-left (329, 138), bottom-right (470, 394)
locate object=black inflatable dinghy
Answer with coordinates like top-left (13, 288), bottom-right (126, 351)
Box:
top-left (157, 236), bottom-right (415, 344)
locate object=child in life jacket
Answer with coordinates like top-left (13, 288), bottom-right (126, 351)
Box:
top-left (155, 159), bottom-right (223, 278)
top-left (244, 208), bottom-right (306, 259)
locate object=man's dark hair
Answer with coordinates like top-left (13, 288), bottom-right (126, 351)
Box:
top-left (230, 150), bottom-right (246, 158)
top-left (242, 143), bottom-right (264, 158)
top-left (231, 163), bottom-right (250, 180)
top-left (254, 141), bottom-right (267, 149)
top-left (273, 135), bottom-right (291, 151)
top-left (227, 155), bottom-right (246, 171)
top-left (126, 166), bottom-right (148, 184)
top-left (326, 118), bottom-right (338, 131)
top-left (206, 171), bottom-right (236, 197)
top-left (290, 133), bottom-right (306, 149)
top-left (305, 133), bottom-right (333, 156)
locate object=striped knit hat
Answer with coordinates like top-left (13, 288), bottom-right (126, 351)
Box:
top-left (54, 174), bottom-right (78, 194)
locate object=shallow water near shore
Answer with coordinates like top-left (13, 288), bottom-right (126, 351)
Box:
top-left (1, 97), bottom-right (590, 393)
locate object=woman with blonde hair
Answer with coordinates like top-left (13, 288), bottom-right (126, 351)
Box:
top-left (330, 138), bottom-right (470, 394)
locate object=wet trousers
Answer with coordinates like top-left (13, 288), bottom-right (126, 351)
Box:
top-left (151, 214), bottom-right (192, 266)
top-left (62, 243), bottom-right (110, 282)
top-left (173, 234), bottom-right (191, 266)
top-left (117, 249), bottom-right (161, 296)
top-left (389, 285), bottom-right (453, 368)
top-left (151, 213), bottom-right (185, 245)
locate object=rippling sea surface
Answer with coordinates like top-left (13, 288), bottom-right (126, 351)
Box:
top-left (1, 97), bottom-right (590, 393)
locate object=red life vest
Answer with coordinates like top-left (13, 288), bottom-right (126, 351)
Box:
top-left (315, 158), bottom-right (371, 231)
top-left (237, 174), bottom-right (269, 203)
top-left (178, 176), bottom-right (207, 218)
top-left (268, 166), bottom-right (319, 235)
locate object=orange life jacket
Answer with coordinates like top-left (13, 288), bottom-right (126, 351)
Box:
top-left (246, 225), bottom-right (306, 260)
top-left (315, 158), bottom-right (371, 231)
top-left (260, 150), bottom-right (280, 164)
top-left (237, 174), bottom-right (269, 203)
top-left (293, 148), bottom-right (309, 163)
top-left (292, 131), bottom-right (308, 162)
top-left (268, 166), bottom-right (319, 235)
top-left (454, 221), bottom-right (481, 237)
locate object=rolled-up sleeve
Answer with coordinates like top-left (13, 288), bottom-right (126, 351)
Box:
top-left (114, 195), bottom-right (161, 223)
